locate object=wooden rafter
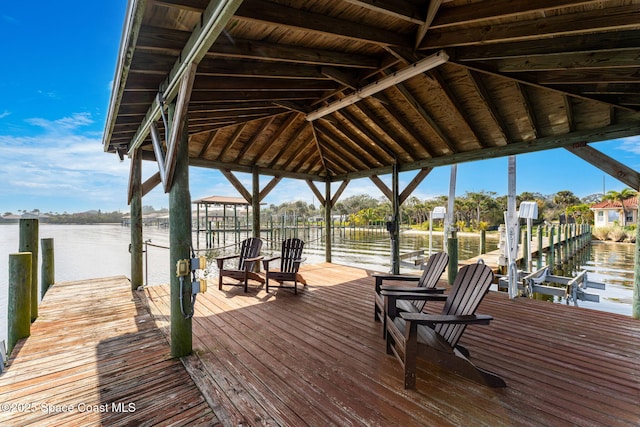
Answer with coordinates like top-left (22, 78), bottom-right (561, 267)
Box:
top-left (565, 144), bottom-right (640, 190)
top-left (128, 0), bottom-right (244, 154)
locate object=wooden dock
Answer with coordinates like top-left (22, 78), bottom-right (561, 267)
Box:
top-left (462, 227), bottom-right (590, 272)
top-left (2, 263), bottom-right (639, 426)
top-left (0, 276), bottom-right (218, 426)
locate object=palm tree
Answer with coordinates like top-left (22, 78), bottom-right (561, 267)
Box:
top-left (602, 188), bottom-right (637, 226)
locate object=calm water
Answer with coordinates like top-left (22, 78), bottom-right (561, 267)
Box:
top-left (0, 224), bottom-right (635, 346)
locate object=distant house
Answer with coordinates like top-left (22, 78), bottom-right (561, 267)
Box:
top-left (590, 196), bottom-right (638, 227)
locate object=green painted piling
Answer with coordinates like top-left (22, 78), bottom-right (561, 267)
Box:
top-left (41, 238), bottom-right (54, 298)
top-left (8, 252), bottom-right (31, 356)
top-left (537, 226), bottom-right (543, 270)
top-left (549, 226), bottom-right (555, 266)
top-left (130, 151), bottom-right (143, 290)
top-left (169, 119), bottom-right (192, 358)
top-left (19, 219), bottom-right (38, 322)
top-left (447, 232), bottom-right (458, 285)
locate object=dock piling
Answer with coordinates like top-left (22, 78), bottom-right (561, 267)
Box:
top-left (8, 252), bottom-right (32, 356)
top-left (41, 238), bottom-right (54, 297)
top-left (19, 219), bottom-right (38, 322)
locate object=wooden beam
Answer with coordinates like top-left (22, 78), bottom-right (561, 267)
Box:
top-left (217, 122), bottom-right (247, 161)
top-left (565, 144), bottom-right (640, 190)
top-left (305, 180), bottom-right (325, 206)
top-left (331, 180), bottom-right (351, 208)
top-left (208, 36), bottom-right (379, 69)
top-left (422, 4), bottom-right (640, 49)
top-left (342, 0), bottom-right (424, 25)
top-left (389, 80), bottom-right (458, 154)
top-left (235, 0), bottom-right (411, 47)
top-left (431, 0), bottom-right (602, 29)
top-left (128, 0), bottom-right (244, 154)
top-left (370, 175), bottom-right (392, 200)
top-left (220, 169), bottom-right (252, 203)
top-left (414, 0), bottom-right (443, 49)
top-left (164, 63), bottom-right (197, 191)
top-left (399, 167), bottom-right (433, 204)
top-left (356, 100), bottom-right (426, 160)
top-left (465, 69), bottom-right (513, 144)
top-left (266, 119), bottom-right (310, 169)
top-left (258, 175), bottom-right (283, 201)
top-left (331, 123), bottom-right (640, 181)
top-left (142, 172), bottom-right (162, 198)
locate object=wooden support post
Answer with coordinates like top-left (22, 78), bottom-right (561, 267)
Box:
top-left (325, 180), bottom-right (332, 263)
top-left (634, 214), bottom-right (640, 319)
top-left (8, 252), bottom-right (31, 356)
top-left (549, 226), bottom-right (555, 267)
top-left (522, 231), bottom-right (529, 271)
top-left (391, 163), bottom-right (400, 275)
top-left (252, 167), bottom-right (260, 239)
top-left (19, 219), bottom-right (38, 322)
top-left (537, 226), bottom-right (543, 270)
top-left (479, 230), bottom-right (486, 255)
top-left (170, 118), bottom-right (192, 358)
top-left (41, 238), bottom-right (54, 298)
top-left (447, 231), bottom-right (458, 285)
top-left (130, 151), bottom-right (143, 290)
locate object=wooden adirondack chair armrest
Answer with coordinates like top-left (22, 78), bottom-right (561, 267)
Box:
top-left (382, 291), bottom-right (448, 319)
top-left (380, 290), bottom-right (448, 301)
top-left (374, 273), bottom-right (420, 293)
top-left (216, 254), bottom-right (240, 268)
top-left (261, 256), bottom-right (281, 269)
top-left (379, 285), bottom-right (445, 294)
top-left (400, 312), bottom-right (493, 326)
top-left (245, 255), bottom-right (264, 263)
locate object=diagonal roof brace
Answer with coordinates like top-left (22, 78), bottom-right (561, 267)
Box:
top-left (127, 0), bottom-right (244, 156)
top-left (306, 50), bottom-right (449, 122)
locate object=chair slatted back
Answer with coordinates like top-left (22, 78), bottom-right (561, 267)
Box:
top-left (280, 238), bottom-right (304, 273)
top-left (412, 252), bottom-right (449, 311)
top-left (238, 237), bottom-right (262, 270)
top-left (436, 263), bottom-right (494, 348)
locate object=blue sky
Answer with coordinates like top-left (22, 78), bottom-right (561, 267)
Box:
top-left (1, 3), bottom-right (639, 215)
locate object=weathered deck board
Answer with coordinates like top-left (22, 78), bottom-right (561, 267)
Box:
top-left (2, 264), bottom-right (639, 426)
top-left (0, 276), bottom-right (219, 426)
top-left (140, 262), bottom-right (640, 426)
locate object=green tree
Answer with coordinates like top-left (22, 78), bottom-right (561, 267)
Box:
top-left (602, 188), bottom-right (638, 226)
top-left (553, 190), bottom-right (581, 220)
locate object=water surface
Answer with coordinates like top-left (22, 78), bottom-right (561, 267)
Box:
top-left (0, 224), bottom-right (635, 347)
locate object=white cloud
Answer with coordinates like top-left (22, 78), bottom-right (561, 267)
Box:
top-left (617, 135), bottom-right (640, 155)
top-left (0, 111), bottom-right (10, 119)
top-left (0, 113), bottom-right (129, 212)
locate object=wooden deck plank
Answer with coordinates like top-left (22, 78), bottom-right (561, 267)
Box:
top-left (0, 276), bottom-right (220, 426)
top-left (1, 264), bottom-right (639, 426)
top-left (135, 262), bottom-right (640, 426)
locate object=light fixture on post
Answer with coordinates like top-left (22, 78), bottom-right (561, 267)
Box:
top-left (305, 50), bottom-right (449, 121)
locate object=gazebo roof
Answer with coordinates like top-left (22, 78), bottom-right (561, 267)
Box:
top-left (102, 0), bottom-right (640, 185)
top-left (193, 195), bottom-right (251, 205)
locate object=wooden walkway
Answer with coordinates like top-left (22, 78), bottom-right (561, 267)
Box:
top-left (462, 232), bottom-right (589, 271)
top-left (0, 276), bottom-right (218, 426)
top-left (2, 264), bottom-right (639, 426)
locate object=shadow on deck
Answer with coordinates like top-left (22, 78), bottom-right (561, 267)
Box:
top-left (143, 262), bottom-right (639, 426)
top-left (1, 264), bottom-right (639, 426)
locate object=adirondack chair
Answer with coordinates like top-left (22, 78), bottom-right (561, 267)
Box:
top-left (216, 237), bottom-right (264, 293)
top-left (262, 238), bottom-right (307, 294)
top-left (383, 262), bottom-right (505, 389)
top-left (373, 251), bottom-right (448, 337)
